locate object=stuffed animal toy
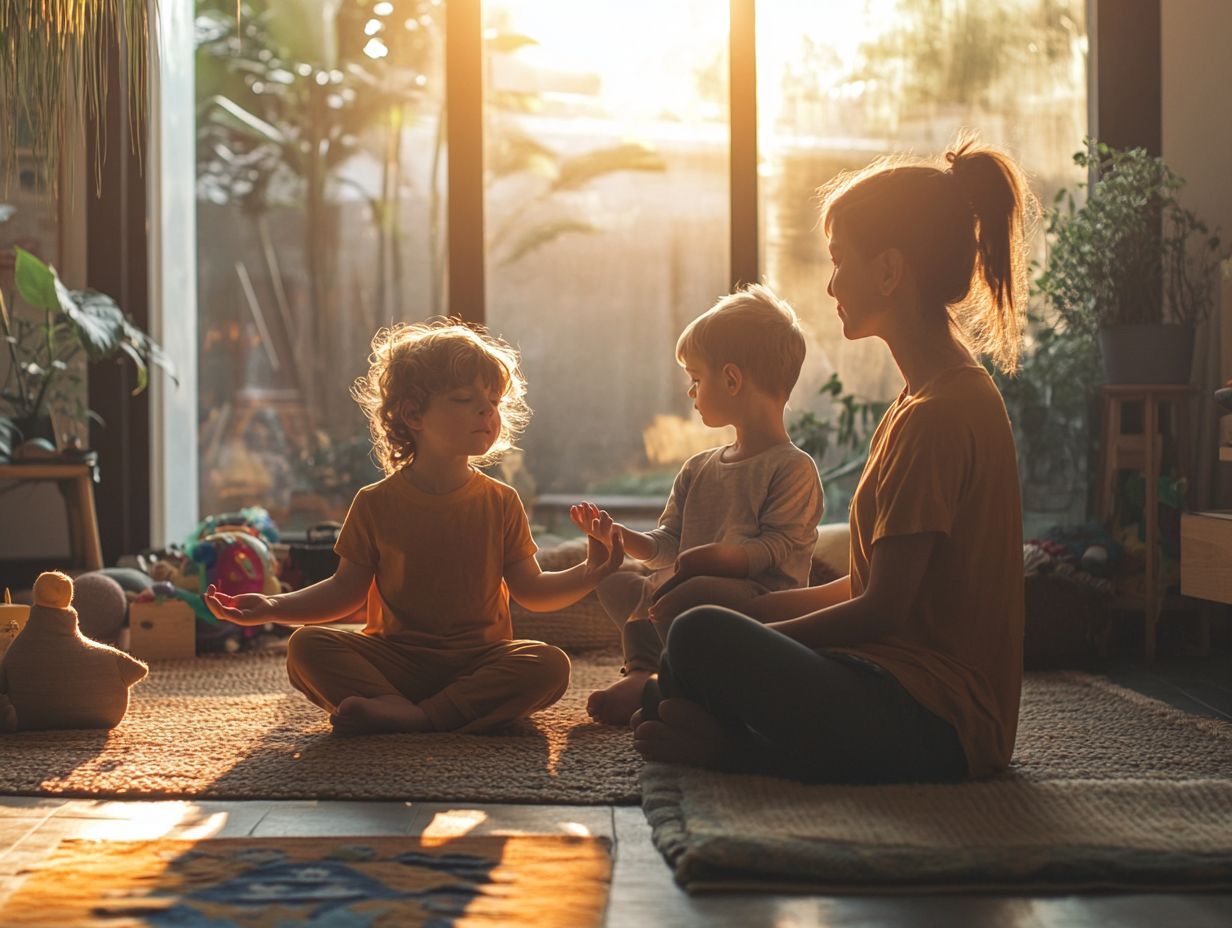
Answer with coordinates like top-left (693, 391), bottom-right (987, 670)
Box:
top-left (0, 571), bottom-right (148, 732)
top-left (72, 572), bottom-right (129, 643)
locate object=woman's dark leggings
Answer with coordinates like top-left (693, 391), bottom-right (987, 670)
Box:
top-left (648, 606), bottom-right (969, 784)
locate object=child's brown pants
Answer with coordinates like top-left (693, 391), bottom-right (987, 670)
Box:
top-left (285, 625), bottom-right (570, 733)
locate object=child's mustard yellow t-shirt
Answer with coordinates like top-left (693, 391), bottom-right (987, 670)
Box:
top-left (836, 365), bottom-right (1024, 778)
top-left (334, 468), bottom-right (538, 650)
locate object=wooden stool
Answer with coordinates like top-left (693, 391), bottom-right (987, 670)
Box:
top-left (1096, 384), bottom-right (1194, 660)
top-left (0, 462), bottom-right (104, 571)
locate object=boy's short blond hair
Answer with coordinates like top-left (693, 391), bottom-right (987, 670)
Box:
top-left (351, 318), bottom-right (531, 474)
top-left (675, 283), bottom-right (806, 398)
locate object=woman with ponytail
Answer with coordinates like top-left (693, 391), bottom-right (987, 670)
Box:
top-left (634, 136), bottom-right (1033, 783)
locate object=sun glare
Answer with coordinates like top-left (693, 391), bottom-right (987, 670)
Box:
top-left (489, 0), bottom-right (728, 124)
top-left (71, 802), bottom-right (230, 841)
top-left (423, 808), bottom-right (489, 839)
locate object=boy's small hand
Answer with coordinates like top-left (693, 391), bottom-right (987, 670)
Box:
top-left (204, 583), bottom-right (277, 627)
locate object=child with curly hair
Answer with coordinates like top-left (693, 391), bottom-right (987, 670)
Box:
top-left (205, 320), bottom-right (625, 735)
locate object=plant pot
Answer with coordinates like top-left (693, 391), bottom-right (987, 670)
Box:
top-left (12, 415), bottom-right (58, 445)
top-left (1098, 324), bottom-right (1195, 385)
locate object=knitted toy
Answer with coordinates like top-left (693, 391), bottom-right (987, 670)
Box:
top-left (0, 571), bottom-right (148, 732)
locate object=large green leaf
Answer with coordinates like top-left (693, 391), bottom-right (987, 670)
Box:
top-left (14, 247), bottom-right (63, 312)
top-left (64, 289), bottom-right (126, 360)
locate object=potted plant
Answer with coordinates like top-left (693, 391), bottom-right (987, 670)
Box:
top-left (1037, 139), bottom-right (1226, 384)
top-left (0, 245), bottom-right (173, 458)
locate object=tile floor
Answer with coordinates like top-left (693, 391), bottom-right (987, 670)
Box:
top-left (1, 655), bottom-right (1230, 927)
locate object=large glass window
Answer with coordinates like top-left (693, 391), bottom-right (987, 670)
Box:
top-left (482, 0), bottom-right (730, 532)
top-left (189, 0), bottom-right (1088, 534)
top-left (194, 0), bottom-right (444, 529)
top-left (758, 0), bottom-right (1088, 521)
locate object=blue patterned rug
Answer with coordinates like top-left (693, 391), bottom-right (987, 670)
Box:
top-left (1, 834), bottom-right (611, 926)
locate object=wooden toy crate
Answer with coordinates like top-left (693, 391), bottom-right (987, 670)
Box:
top-left (128, 599), bottom-right (197, 660)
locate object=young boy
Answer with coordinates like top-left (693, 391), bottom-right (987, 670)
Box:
top-left (577, 283), bottom-right (824, 725)
top-left (204, 320), bottom-right (626, 735)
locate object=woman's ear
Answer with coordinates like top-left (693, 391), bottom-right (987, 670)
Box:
top-left (722, 362), bottom-right (743, 395)
top-left (877, 247), bottom-right (905, 296)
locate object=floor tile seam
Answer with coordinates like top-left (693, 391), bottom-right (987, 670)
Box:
top-left (0, 806), bottom-right (62, 864)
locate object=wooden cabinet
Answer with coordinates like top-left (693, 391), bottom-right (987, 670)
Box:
top-left (1181, 511), bottom-right (1232, 605)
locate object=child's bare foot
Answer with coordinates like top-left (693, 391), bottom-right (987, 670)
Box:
top-left (586, 670), bottom-right (652, 726)
top-left (632, 697), bottom-right (735, 768)
top-left (329, 694), bottom-right (432, 735)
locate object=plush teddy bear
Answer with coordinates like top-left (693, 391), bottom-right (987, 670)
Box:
top-left (0, 571), bottom-right (148, 732)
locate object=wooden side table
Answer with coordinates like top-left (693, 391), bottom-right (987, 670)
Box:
top-left (0, 462), bottom-right (104, 571)
top-left (1096, 384), bottom-right (1194, 660)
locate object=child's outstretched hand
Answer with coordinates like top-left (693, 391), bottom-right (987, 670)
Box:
top-left (570, 501), bottom-right (620, 543)
top-left (204, 583), bottom-right (278, 627)
top-left (570, 502), bottom-right (625, 580)
top-left (583, 523), bottom-right (625, 580)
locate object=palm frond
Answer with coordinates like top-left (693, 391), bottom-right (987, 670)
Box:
top-left (553, 143), bottom-right (667, 193)
top-left (498, 220), bottom-right (597, 267)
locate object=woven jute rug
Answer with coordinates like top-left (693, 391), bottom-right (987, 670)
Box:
top-left (643, 672), bottom-right (1232, 893)
top-left (0, 834), bottom-right (611, 927)
top-left (0, 653), bottom-right (641, 804)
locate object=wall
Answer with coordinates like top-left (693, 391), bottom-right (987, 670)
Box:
top-left (1162, 0), bottom-right (1232, 372)
top-left (1161, 0), bottom-right (1232, 506)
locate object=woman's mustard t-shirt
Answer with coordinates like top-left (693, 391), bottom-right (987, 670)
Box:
top-left (836, 364), bottom-right (1024, 777)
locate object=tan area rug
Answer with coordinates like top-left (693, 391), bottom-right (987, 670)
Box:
top-left (0, 653), bottom-right (641, 804)
top-left (643, 672), bottom-right (1232, 892)
top-left (0, 834), bottom-right (611, 926)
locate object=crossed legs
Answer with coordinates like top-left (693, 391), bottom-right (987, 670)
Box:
top-left (633, 606), bottom-right (969, 783)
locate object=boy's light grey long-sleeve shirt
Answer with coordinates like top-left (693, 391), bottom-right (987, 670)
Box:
top-left (643, 441), bottom-right (824, 591)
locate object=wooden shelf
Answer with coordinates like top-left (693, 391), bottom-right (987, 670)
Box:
top-left (1219, 445), bottom-right (1232, 462)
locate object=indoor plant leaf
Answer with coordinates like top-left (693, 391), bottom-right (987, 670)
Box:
top-left (13, 247), bottom-right (61, 313)
top-left (64, 290), bottom-right (127, 360)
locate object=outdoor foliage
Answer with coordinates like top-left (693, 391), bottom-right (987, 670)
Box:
top-left (789, 373), bottom-right (891, 482)
top-left (986, 304), bottom-right (1099, 515)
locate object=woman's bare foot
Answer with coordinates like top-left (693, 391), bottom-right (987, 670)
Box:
top-left (586, 670), bottom-right (652, 726)
top-left (632, 697), bottom-right (736, 768)
top-left (330, 694), bottom-right (432, 735)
